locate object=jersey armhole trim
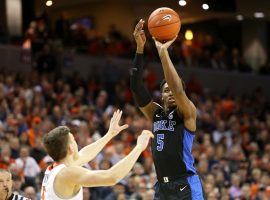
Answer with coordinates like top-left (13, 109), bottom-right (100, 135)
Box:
top-left (151, 102), bottom-right (163, 118)
top-left (184, 127), bottom-right (196, 135)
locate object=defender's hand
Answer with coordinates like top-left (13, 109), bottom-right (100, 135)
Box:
top-left (133, 19), bottom-right (146, 53)
top-left (136, 130), bottom-right (154, 151)
top-left (107, 110), bottom-right (128, 137)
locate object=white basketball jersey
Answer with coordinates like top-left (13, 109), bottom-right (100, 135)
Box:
top-left (41, 164), bottom-right (83, 200)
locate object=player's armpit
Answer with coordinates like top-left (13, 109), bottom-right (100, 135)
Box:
top-left (139, 101), bottom-right (161, 121)
top-left (59, 166), bottom-right (117, 187)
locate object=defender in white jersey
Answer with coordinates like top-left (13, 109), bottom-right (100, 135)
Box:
top-left (41, 164), bottom-right (82, 200)
top-left (41, 110), bottom-right (153, 200)
top-left (0, 169), bottom-right (29, 200)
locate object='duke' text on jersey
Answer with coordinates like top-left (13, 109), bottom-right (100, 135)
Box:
top-left (153, 120), bottom-right (176, 132)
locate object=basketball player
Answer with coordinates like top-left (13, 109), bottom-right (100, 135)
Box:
top-left (41, 110), bottom-right (153, 200)
top-left (130, 19), bottom-right (206, 199)
top-left (0, 169), bottom-right (30, 200)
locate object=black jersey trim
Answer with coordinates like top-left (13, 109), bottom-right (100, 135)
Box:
top-left (8, 194), bottom-right (14, 200)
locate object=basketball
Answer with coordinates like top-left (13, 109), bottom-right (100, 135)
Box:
top-left (148, 7), bottom-right (181, 42)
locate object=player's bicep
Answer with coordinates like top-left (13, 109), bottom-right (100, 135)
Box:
top-left (139, 101), bottom-right (160, 121)
top-left (62, 166), bottom-right (116, 187)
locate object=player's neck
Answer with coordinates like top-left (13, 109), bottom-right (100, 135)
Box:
top-left (60, 155), bottom-right (74, 166)
top-left (164, 105), bottom-right (171, 114)
top-left (164, 105), bottom-right (176, 114)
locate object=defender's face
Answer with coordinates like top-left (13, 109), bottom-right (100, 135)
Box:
top-left (0, 172), bottom-right (12, 199)
top-left (161, 83), bottom-right (177, 109)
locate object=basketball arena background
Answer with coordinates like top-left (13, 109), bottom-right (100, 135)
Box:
top-left (0, 0), bottom-right (270, 199)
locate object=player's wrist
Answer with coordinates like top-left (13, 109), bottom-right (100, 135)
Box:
top-left (136, 46), bottom-right (144, 54)
top-left (105, 131), bottom-right (115, 140)
top-left (158, 48), bottom-right (168, 58)
top-left (135, 144), bottom-right (144, 152)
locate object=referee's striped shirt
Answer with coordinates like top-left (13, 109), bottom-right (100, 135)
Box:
top-left (8, 194), bottom-right (30, 200)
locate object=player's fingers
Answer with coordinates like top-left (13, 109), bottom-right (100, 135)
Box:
top-left (135, 21), bottom-right (140, 29)
top-left (112, 110), bottom-right (117, 120)
top-left (152, 37), bottom-right (158, 46)
top-left (153, 37), bottom-right (162, 47)
top-left (112, 111), bottom-right (118, 123)
top-left (152, 37), bottom-right (161, 44)
top-left (169, 36), bottom-right (177, 44)
top-left (111, 112), bottom-right (115, 124)
top-left (120, 124), bottom-right (129, 130)
top-left (140, 20), bottom-right (145, 27)
top-left (136, 19), bottom-right (143, 30)
top-left (116, 110), bottom-right (122, 123)
top-left (165, 35), bottom-right (177, 47)
top-left (134, 26), bottom-right (140, 35)
top-left (149, 132), bottom-right (154, 138)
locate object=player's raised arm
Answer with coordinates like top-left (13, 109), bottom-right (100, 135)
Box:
top-left (72, 110), bottom-right (128, 166)
top-left (58, 130), bottom-right (154, 188)
top-left (153, 37), bottom-right (197, 131)
top-left (130, 19), bottom-right (160, 121)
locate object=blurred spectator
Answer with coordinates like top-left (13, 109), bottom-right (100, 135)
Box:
top-left (55, 13), bottom-right (70, 43)
top-left (0, 144), bottom-right (15, 169)
top-left (229, 173), bottom-right (242, 198)
top-left (23, 186), bottom-right (38, 200)
top-left (15, 146), bottom-right (41, 189)
top-left (36, 44), bottom-right (57, 73)
top-left (104, 181), bottom-right (128, 200)
top-left (83, 188), bottom-right (91, 200)
top-left (108, 24), bottom-right (123, 41)
top-left (12, 175), bottom-right (23, 195)
top-left (186, 75), bottom-right (203, 96)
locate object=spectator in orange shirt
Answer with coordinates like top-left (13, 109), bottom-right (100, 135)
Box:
top-left (27, 117), bottom-right (42, 148)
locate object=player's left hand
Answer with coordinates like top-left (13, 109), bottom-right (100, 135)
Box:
top-left (133, 19), bottom-right (146, 53)
top-left (153, 36), bottom-right (177, 56)
top-left (107, 109), bottom-right (129, 137)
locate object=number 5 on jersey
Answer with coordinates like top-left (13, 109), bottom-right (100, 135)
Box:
top-left (157, 134), bottom-right (164, 151)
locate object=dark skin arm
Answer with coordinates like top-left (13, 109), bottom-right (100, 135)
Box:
top-left (133, 19), bottom-right (160, 121)
top-left (153, 37), bottom-right (197, 131)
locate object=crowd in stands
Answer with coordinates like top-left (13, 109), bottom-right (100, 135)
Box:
top-left (0, 69), bottom-right (270, 200)
top-left (21, 13), bottom-right (270, 75)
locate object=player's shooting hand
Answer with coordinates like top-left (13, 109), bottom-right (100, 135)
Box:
top-left (152, 36), bottom-right (177, 56)
top-left (108, 110), bottom-right (129, 137)
top-left (133, 19), bottom-right (146, 53)
top-left (136, 130), bottom-right (154, 151)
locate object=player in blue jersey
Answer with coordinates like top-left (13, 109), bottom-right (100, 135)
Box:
top-left (130, 19), bottom-right (206, 199)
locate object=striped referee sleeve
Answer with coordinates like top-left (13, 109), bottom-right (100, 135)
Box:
top-left (9, 193), bottom-right (30, 200)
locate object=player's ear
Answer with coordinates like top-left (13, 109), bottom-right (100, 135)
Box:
top-left (68, 144), bottom-right (74, 155)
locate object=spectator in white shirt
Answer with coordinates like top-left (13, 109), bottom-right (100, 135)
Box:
top-left (15, 146), bottom-right (40, 189)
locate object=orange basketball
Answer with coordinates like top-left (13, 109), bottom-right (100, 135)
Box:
top-left (148, 7), bottom-right (181, 42)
